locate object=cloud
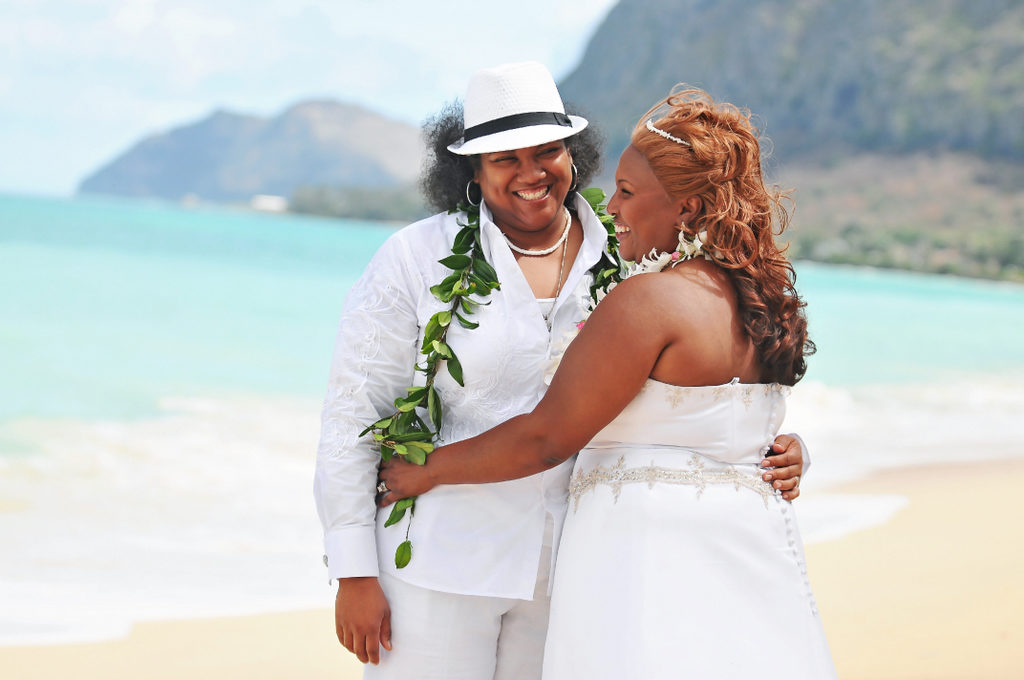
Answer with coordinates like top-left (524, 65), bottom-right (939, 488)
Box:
top-left (0, 0), bottom-right (617, 195)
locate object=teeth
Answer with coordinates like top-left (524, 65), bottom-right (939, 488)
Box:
top-left (515, 187), bottom-right (549, 201)
top-left (614, 224), bottom-right (630, 234)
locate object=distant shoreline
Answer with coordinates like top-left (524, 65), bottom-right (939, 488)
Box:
top-left (8, 160), bottom-right (1023, 285)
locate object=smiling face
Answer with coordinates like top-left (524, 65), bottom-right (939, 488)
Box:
top-left (607, 144), bottom-right (688, 263)
top-left (474, 141), bottom-right (573, 242)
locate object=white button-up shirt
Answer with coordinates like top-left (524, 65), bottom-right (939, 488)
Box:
top-left (314, 193), bottom-right (609, 599)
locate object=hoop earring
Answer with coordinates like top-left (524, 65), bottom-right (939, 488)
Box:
top-left (569, 163), bottom-right (578, 192)
top-left (465, 180), bottom-right (481, 206)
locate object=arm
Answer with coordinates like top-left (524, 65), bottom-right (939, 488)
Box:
top-left (313, 234), bottom-right (421, 663)
top-left (380, 274), bottom-right (681, 498)
top-left (380, 269), bottom-right (809, 503)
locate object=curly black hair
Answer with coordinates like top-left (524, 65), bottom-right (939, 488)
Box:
top-left (419, 101), bottom-right (604, 214)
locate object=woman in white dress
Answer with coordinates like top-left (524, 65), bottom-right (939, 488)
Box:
top-left (379, 87), bottom-right (836, 678)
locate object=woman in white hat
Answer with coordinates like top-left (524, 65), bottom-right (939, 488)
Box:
top-left (314, 62), bottom-right (806, 679)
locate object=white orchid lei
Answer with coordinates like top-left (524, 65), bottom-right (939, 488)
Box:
top-left (627, 229), bottom-right (710, 277)
top-left (544, 228), bottom-right (713, 383)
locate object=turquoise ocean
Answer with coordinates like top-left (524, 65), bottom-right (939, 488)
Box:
top-left (3, 193), bottom-right (1024, 644)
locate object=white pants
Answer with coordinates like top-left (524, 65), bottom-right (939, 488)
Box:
top-left (364, 520), bottom-right (554, 680)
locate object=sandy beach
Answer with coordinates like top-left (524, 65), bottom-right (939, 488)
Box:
top-left (0, 608), bottom-right (360, 680)
top-left (2, 460), bottom-right (1021, 680)
top-left (807, 459), bottom-right (1024, 679)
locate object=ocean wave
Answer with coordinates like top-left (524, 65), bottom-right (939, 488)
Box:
top-left (783, 375), bottom-right (1024, 488)
top-left (0, 395), bottom-right (330, 646)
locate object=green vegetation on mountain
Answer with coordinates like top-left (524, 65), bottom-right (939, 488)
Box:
top-left (561, 0), bottom-right (1024, 164)
top-left (290, 184), bottom-right (429, 223)
top-left (776, 154), bottom-right (1024, 280)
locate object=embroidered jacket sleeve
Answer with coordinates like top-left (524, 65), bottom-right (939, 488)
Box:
top-left (314, 232), bottom-right (422, 580)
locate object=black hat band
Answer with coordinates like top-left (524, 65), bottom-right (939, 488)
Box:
top-left (462, 111), bottom-right (572, 143)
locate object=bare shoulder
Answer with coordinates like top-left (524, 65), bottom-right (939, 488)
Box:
top-left (591, 271), bottom-right (673, 322)
top-left (601, 260), bottom-right (735, 322)
top-left (667, 258), bottom-right (736, 297)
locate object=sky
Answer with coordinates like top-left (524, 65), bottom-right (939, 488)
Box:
top-left (0, 0), bottom-right (618, 197)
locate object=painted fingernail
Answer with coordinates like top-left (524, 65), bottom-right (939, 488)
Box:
top-left (773, 481), bottom-right (782, 489)
top-left (763, 473), bottom-right (772, 481)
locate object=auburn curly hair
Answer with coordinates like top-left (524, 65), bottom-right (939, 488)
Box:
top-left (631, 87), bottom-right (814, 385)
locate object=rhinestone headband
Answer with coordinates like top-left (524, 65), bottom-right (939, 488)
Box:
top-left (646, 119), bottom-right (691, 147)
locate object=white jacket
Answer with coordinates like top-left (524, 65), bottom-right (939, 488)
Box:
top-left (314, 193), bottom-right (610, 599)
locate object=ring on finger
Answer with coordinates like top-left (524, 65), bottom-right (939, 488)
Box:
top-left (377, 480), bottom-right (389, 494)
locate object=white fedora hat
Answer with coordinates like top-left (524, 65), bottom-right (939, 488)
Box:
top-left (447, 61), bottom-right (588, 156)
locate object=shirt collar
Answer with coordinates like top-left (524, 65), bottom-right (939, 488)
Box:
top-left (477, 193), bottom-right (610, 268)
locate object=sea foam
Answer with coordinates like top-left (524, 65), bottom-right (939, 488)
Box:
top-left (0, 395), bottom-right (330, 645)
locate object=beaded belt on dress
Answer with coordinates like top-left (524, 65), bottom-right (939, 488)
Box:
top-left (568, 450), bottom-right (775, 511)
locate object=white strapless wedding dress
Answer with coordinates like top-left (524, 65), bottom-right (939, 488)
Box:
top-left (542, 379), bottom-right (837, 679)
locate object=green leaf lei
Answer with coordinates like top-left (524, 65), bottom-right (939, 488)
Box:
top-left (579, 187), bottom-right (622, 306)
top-left (364, 189), bottom-right (622, 569)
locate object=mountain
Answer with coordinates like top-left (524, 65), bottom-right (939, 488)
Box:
top-left (560, 0), bottom-right (1024, 164)
top-left (557, 0), bottom-right (1024, 281)
top-left (78, 101), bottom-right (423, 202)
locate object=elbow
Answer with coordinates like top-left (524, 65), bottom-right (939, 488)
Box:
top-left (541, 454), bottom-right (567, 468)
top-left (531, 432), bottom-right (578, 471)
top-left (505, 413), bottom-right (579, 476)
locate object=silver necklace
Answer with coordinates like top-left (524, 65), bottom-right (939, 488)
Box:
top-left (504, 207), bottom-right (571, 256)
top-left (552, 226), bottom-right (570, 298)
top-left (543, 220), bottom-right (572, 330)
